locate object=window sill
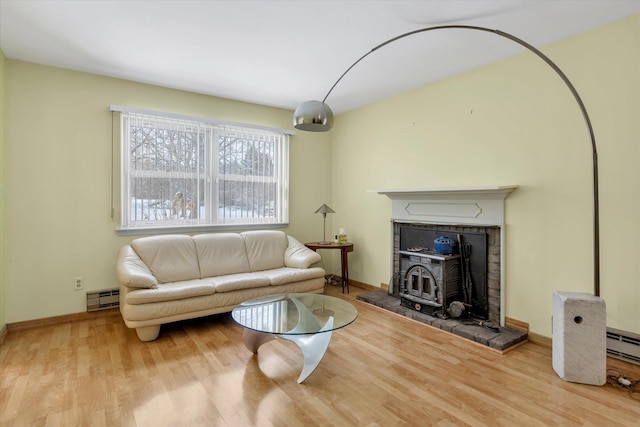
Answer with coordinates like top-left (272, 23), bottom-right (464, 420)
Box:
top-left (115, 222), bottom-right (288, 237)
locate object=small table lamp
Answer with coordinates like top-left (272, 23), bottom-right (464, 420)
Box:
top-left (314, 204), bottom-right (335, 244)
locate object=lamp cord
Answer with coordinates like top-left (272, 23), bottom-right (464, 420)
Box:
top-left (606, 368), bottom-right (640, 401)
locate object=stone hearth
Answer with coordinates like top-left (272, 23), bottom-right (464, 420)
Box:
top-left (357, 290), bottom-right (527, 352)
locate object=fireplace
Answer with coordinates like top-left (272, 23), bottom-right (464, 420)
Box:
top-left (375, 186), bottom-right (517, 326)
top-left (393, 222), bottom-right (500, 323)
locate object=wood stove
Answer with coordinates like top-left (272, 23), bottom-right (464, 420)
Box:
top-left (399, 250), bottom-right (461, 316)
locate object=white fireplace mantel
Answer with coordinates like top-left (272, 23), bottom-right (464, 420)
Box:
top-left (372, 186), bottom-right (518, 226)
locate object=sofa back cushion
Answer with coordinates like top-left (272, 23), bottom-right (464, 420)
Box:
top-left (241, 230), bottom-right (288, 272)
top-left (130, 235), bottom-right (200, 283)
top-left (194, 233), bottom-right (250, 277)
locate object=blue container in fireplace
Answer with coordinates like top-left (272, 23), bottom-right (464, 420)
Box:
top-left (434, 236), bottom-right (456, 255)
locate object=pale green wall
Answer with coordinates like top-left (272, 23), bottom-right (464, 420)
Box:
top-left (4, 16), bottom-right (638, 339)
top-left (3, 62), bottom-right (331, 323)
top-left (0, 49), bottom-right (6, 332)
top-left (331, 15), bottom-right (640, 336)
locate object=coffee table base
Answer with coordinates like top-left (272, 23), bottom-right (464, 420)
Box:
top-left (241, 316), bottom-right (335, 383)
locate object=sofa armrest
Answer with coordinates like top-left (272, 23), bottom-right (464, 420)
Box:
top-left (284, 236), bottom-right (322, 269)
top-left (116, 246), bottom-right (158, 289)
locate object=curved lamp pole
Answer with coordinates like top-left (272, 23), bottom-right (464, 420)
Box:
top-left (293, 25), bottom-right (600, 296)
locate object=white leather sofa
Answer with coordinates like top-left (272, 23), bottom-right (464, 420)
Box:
top-left (116, 230), bottom-right (325, 341)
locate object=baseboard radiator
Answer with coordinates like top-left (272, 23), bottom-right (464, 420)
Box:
top-left (607, 327), bottom-right (640, 365)
top-left (87, 288), bottom-right (120, 312)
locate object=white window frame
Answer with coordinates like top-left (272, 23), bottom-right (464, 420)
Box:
top-left (111, 106), bottom-right (291, 235)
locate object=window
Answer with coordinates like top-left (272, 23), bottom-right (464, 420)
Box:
top-left (117, 109), bottom-right (289, 231)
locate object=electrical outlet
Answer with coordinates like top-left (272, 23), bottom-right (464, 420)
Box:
top-left (74, 276), bottom-right (84, 290)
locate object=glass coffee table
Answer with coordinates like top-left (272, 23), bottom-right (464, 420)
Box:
top-left (232, 293), bottom-right (358, 383)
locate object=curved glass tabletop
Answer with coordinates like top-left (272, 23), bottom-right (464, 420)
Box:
top-left (232, 293), bottom-right (357, 335)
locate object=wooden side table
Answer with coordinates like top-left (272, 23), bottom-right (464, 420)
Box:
top-left (305, 242), bottom-right (354, 293)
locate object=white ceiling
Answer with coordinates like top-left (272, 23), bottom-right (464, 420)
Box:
top-left (1, 1), bottom-right (639, 114)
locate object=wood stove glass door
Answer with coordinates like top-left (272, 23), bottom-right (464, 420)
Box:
top-left (405, 265), bottom-right (438, 302)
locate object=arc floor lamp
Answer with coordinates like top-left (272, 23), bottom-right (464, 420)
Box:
top-left (293, 25), bottom-right (600, 297)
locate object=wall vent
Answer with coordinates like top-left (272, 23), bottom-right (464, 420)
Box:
top-left (87, 288), bottom-right (120, 312)
top-left (607, 327), bottom-right (640, 365)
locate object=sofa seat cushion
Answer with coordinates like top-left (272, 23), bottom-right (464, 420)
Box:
top-left (211, 272), bottom-right (271, 293)
top-left (125, 279), bottom-right (215, 305)
top-left (261, 267), bottom-right (326, 286)
top-left (121, 282), bottom-right (324, 323)
top-left (131, 235), bottom-right (201, 283)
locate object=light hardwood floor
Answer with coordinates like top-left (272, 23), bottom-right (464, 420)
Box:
top-left (1, 285), bottom-right (639, 426)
